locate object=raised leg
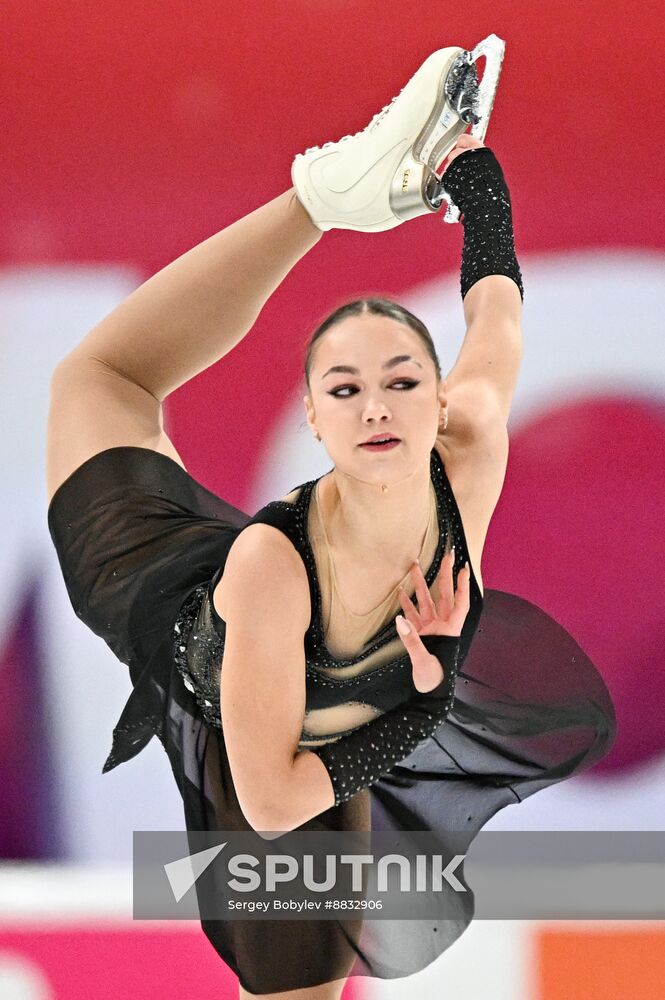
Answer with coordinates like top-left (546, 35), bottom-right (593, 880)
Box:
top-left (47, 188), bottom-right (322, 501)
top-left (61, 187), bottom-right (322, 402)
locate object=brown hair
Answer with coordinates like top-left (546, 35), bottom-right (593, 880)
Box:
top-left (303, 297), bottom-right (441, 390)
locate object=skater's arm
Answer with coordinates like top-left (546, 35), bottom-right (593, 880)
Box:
top-left (446, 275), bottom-right (523, 427)
top-left (220, 526), bottom-right (473, 827)
top-left (218, 526), bottom-right (336, 833)
top-left (298, 633), bottom-right (461, 810)
top-left (217, 525), bottom-right (456, 831)
top-left (440, 145), bottom-right (524, 426)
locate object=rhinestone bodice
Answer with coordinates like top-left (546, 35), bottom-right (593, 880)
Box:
top-left (172, 447), bottom-right (484, 746)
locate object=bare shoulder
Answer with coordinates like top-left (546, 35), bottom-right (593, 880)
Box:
top-left (434, 416), bottom-right (509, 596)
top-left (212, 521), bottom-right (311, 630)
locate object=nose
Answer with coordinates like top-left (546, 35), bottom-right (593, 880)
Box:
top-left (361, 397), bottom-right (392, 423)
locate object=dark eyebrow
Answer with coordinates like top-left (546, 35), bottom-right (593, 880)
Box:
top-left (321, 355), bottom-right (423, 379)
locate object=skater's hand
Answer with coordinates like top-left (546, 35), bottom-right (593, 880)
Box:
top-left (442, 133), bottom-right (485, 173)
top-left (394, 552), bottom-right (471, 693)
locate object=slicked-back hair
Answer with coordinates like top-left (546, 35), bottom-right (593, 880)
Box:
top-left (303, 297), bottom-right (441, 391)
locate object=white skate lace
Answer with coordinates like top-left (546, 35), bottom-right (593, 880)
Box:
top-left (297, 84), bottom-right (406, 157)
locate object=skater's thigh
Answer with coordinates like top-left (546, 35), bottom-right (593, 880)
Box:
top-left (47, 351), bottom-right (186, 504)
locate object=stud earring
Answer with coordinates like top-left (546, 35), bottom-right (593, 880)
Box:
top-left (314, 430), bottom-right (321, 441)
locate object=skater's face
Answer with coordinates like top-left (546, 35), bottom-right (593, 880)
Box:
top-left (304, 314), bottom-right (447, 476)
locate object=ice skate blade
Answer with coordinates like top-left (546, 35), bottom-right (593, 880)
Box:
top-left (466, 33), bottom-right (505, 145)
top-left (411, 34), bottom-right (505, 182)
top-left (440, 33), bottom-right (506, 224)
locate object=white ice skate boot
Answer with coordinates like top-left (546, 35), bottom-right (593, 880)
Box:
top-left (291, 35), bottom-right (505, 233)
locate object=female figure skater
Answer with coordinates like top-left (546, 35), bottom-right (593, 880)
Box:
top-left (47, 46), bottom-right (616, 999)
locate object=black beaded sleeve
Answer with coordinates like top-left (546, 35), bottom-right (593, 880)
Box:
top-left (435, 146), bottom-right (524, 302)
top-left (309, 634), bottom-right (461, 806)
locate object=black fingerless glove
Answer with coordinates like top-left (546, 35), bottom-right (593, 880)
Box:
top-left (310, 634), bottom-right (461, 806)
top-left (438, 146), bottom-right (524, 303)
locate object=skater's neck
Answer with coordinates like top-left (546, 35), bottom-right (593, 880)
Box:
top-left (319, 457), bottom-right (433, 565)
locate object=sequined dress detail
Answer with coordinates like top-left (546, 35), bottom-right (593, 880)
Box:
top-left (171, 447), bottom-right (477, 749)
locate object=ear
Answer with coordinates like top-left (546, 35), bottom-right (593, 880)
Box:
top-left (437, 380), bottom-right (449, 432)
top-left (303, 395), bottom-right (317, 435)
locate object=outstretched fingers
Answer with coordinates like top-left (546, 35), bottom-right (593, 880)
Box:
top-left (398, 552), bottom-right (470, 634)
top-left (397, 580), bottom-right (422, 630)
top-left (398, 560), bottom-right (433, 627)
top-left (448, 561), bottom-right (472, 633)
top-left (437, 547), bottom-right (455, 615)
top-left (411, 559), bottom-right (437, 620)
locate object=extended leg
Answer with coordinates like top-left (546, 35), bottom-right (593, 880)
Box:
top-left (63, 188), bottom-right (323, 402)
top-left (47, 189), bottom-right (322, 500)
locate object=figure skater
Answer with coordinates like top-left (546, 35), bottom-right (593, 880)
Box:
top-left (47, 45), bottom-right (616, 999)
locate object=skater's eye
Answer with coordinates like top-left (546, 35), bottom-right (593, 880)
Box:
top-left (328, 379), bottom-right (420, 398)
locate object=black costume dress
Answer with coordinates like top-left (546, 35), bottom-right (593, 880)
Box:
top-left (47, 445), bottom-right (616, 994)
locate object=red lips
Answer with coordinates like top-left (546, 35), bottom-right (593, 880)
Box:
top-left (361, 433), bottom-right (400, 444)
